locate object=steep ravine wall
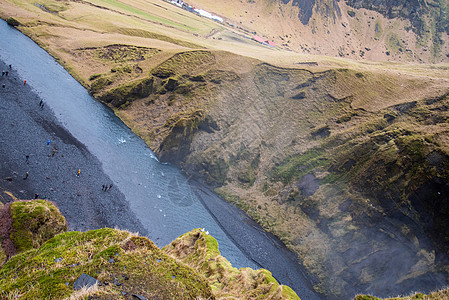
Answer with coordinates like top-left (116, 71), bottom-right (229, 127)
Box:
top-left (104, 53), bottom-right (449, 298)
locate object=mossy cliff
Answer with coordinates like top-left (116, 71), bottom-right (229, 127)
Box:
top-left (0, 199), bottom-right (67, 262)
top-left (355, 287), bottom-right (449, 300)
top-left (0, 200), bottom-right (299, 299)
top-left (164, 228), bottom-right (298, 299)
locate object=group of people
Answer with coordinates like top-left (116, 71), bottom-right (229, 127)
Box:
top-left (6, 61), bottom-right (117, 201)
top-left (1, 64), bottom-right (11, 88)
top-left (1, 65), bottom-right (26, 89)
top-left (102, 184), bottom-right (113, 191)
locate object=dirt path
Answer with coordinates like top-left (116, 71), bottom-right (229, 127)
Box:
top-left (0, 59), bottom-right (147, 235)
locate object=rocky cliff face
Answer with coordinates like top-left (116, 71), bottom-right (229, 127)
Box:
top-left (113, 52), bottom-right (449, 298)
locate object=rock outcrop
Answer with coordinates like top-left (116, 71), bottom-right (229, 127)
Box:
top-left (0, 199), bottom-right (67, 260)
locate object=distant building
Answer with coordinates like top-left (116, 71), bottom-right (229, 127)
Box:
top-left (171, 0), bottom-right (183, 7)
top-left (253, 35), bottom-right (276, 47)
top-left (193, 8), bottom-right (223, 22)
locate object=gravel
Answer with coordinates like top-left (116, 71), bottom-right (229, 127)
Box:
top-left (0, 59), bottom-right (147, 235)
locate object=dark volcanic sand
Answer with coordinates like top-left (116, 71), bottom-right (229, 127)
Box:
top-left (0, 59), bottom-right (147, 235)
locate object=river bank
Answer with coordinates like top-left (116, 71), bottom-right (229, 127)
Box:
top-left (0, 59), bottom-right (147, 234)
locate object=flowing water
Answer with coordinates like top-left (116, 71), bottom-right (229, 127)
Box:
top-left (0, 20), bottom-right (320, 299)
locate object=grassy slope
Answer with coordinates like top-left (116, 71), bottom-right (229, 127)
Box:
top-left (0, 199), bottom-right (298, 299)
top-left (355, 288), bottom-right (449, 300)
top-left (184, 0), bottom-right (449, 63)
top-left (1, 0), bottom-right (449, 298)
top-left (0, 228), bottom-right (214, 299)
top-left (163, 228), bottom-right (299, 299)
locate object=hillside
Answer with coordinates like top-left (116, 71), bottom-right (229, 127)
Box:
top-left (1, 0), bottom-right (449, 298)
top-left (0, 199), bottom-right (298, 299)
top-left (185, 0), bottom-right (449, 63)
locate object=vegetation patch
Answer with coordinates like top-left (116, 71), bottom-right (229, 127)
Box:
top-left (0, 222), bottom-right (299, 299)
top-left (163, 229), bottom-right (299, 299)
top-left (269, 148), bottom-right (328, 184)
top-left (386, 33), bottom-right (403, 53)
top-left (34, 0), bottom-right (68, 13)
top-left (164, 108), bottom-right (205, 135)
top-left (98, 77), bottom-right (154, 107)
top-left (93, 44), bottom-right (161, 63)
top-left (90, 77), bottom-right (112, 93)
top-left (9, 200), bottom-right (67, 253)
top-left (0, 228), bottom-right (214, 299)
top-left (152, 51), bottom-right (215, 78)
top-left (355, 286), bottom-right (449, 299)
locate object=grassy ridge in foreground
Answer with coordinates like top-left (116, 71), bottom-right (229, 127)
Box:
top-left (0, 200), bottom-right (299, 299)
top-left (355, 288), bottom-right (449, 300)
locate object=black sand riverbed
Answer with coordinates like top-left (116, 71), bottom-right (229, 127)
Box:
top-left (0, 59), bottom-right (147, 235)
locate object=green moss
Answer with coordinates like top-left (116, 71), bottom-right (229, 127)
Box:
top-left (110, 64), bottom-right (132, 73)
top-left (282, 285), bottom-right (300, 299)
top-left (94, 44), bottom-right (160, 63)
top-left (354, 296), bottom-right (381, 300)
top-left (93, 245), bottom-right (121, 260)
top-left (1, 228), bottom-right (214, 299)
top-left (395, 135), bottom-right (426, 160)
top-left (269, 148), bottom-right (328, 184)
top-left (90, 77), bottom-right (112, 93)
top-left (204, 235), bottom-right (220, 258)
top-left (237, 167), bottom-right (256, 186)
top-left (164, 229), bottom-right (299, 299)
top-left (10, 200), bottom-right (67, 253)
top-left (164, 108), bottom-right (205, 135)
top-left (6, 17), bottom-right (20, 27)
top-left (88, 73), bottom-right (102, 81)
top-left (99, 77), bottom-right (154, 107)
top-left (152, 51), bottom-right (215, 78)
top-left (36, 1), bottom-right (68, 13)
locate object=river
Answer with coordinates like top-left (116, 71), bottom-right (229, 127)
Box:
top-left (0, 20), bottom-right (321, 299)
